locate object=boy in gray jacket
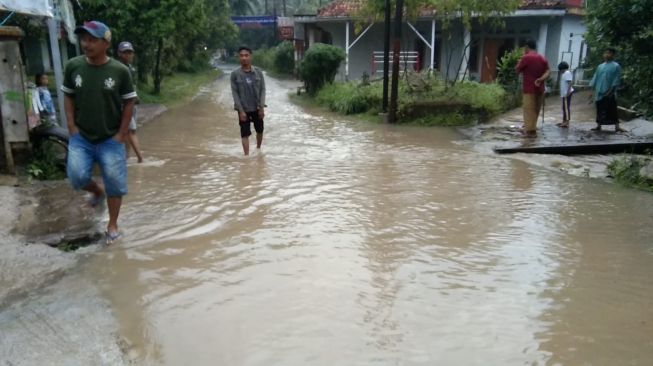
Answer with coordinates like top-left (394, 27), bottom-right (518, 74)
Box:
top-left (230, 46), bottom-right (266, 155)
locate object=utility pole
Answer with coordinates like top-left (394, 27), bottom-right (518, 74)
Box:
top-left (47, 18), bottom-right (67, 127)
top-left (265, 0), bottom-right (268, 14)
top-left (282, 0), bottom-right (287, 16)
top-left (273, 5), bottom-right (278, 43)
top-left (388, 0), bottom-right (404, 123)
top-left (381, 0), bottom-right (391, 114)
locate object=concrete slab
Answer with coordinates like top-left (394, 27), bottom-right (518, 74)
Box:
top-left (460, 90), bottom-right (653, 181)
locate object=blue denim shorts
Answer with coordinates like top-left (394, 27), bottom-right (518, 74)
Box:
top-left (67, 133), bottom-right (128, 197)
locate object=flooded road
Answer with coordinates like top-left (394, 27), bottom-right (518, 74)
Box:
top-left (83, 73), bottom-right (653, 365)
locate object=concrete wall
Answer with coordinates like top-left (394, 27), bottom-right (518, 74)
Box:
top-left (0, 39), bottom-right (30, 172)
top-left (545, 17), bottom-right (563, 69)
top-left (557, 15), bottom-right (587, 70)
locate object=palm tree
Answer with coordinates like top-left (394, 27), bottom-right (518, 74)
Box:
top-left (229, 0), bottom-right (256, 15)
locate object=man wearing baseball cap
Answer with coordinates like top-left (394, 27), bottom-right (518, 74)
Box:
top-left (62, 20), bottom-right (137, 244)
top-left (117, 41), bottom-right (144, 163)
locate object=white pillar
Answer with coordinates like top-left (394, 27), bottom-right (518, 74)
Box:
top-left (47, 18), bottom-right (67, 127)
top-left (430, 19), bottom-right (436, 70)
top-left (345, 21), bottom-right (350, 80)
top-left (537, 22), bottom-right (548, 57)
top-left (459, 29), bottom-right (471, 80)
top-left (308, 28), bottom-right (316, 46)
top-left (60, 39), bottom-right (69, 63)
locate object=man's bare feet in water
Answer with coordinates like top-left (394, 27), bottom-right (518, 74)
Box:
top-left (522, 130), bottom-right (537, 138)
top-left (85, 182), bottom-right (105, 209)
top-left (592, 125), bottom-right (626, 133)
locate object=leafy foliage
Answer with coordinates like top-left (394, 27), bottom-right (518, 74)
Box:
top-left (586, 0), bottom-right (653, 117)
top-left (136, 69), bottom-right (221, 107)
top-left (496, 47), bottom-right (524, 110)
top-left (27, 138), bottom-right (67, 181)
top-left (313, 75), bottom-right (508, 125)
top-left (273, 41), bottom-right (295, 75)
top-left (298, 44), bottom-right (346, 95)
top-left (496, 48), bottom-right (522, 87)
top-left (250, 42), bottom-right (295, 76)
top-left (316, 81), bottom-right (382, 114)
top-left (230, 0), bottom-right (327, 16)
top-left (448, 82), bottom-right (507, 117)
top-left (76, 0), bottom-right (238, 94)
top-left (607, 155), bottom-right (653, 191)
top-left (230, 0), bottom-right (256, 15)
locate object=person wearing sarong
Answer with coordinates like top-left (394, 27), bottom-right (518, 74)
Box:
top-left (589, 48), bottom-right (624, 132)
top-left (515, 39), bottom-right (550, 138)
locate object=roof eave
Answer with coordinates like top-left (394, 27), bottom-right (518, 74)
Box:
top-left (314, 9), bottom-right (568, 22)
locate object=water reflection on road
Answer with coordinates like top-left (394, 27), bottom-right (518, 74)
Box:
top-left (83, 74), bottom-right (653, 365)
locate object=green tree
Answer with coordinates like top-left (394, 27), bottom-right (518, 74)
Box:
top-left (586, 0), bottom-right (653, 117)
top-left (273, 41), bottom-right (295, 74)
top-left (298, 43), bottom-right (345, 95)
top-left (230, 0), bottom-right (257, 15)
top-left (77, 0), bottom-right (237, 94)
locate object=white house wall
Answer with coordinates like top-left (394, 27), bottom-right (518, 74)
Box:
top-left (318, 21), bottom-right (432, 81)
top-left (305, 13), bottom-right (587, 82)
top-left (544, 17), bottom-right (563, 69)
top-left (558, 15), bottom-right (587, 70)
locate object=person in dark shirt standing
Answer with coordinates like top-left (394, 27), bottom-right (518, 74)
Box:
top-left (516, 39), bottom-right (550, 138)
top-left (62, 21), bottom-right (137, 244)
top-left (589, 47), bottom-right (624, 132)
top-left (117, 41), bottom-right (144, 162)
top-left (230, 47), bottom-right (266, 156)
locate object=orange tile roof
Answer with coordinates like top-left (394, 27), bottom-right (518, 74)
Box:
top-left (317, 0), bottom-right (580, 18)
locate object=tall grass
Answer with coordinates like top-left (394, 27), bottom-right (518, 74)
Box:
top-left (137, 69), bottom-right (221, 107)
top-left (313, 76), bottom-right (509, 125)
top-left (607, 155), bottom-right (653, 192)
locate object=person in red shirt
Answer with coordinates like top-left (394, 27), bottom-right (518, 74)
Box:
top-left (515, 40), bottom-right (550, 137)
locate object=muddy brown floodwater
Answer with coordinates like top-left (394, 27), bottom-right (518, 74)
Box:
top-left (80, 73), bottom-right (653, 365)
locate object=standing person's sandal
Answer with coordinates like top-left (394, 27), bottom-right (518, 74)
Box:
top-left (105, 231), bottom-right (121, 245)
top-left (86, 192), bottom-right (105, 208)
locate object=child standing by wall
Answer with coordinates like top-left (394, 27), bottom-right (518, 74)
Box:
top-left (35, 73), bottom-right (57, 124)
top-left (557, 62), bottom-right (574, 128)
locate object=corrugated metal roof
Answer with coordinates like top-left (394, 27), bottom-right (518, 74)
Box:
top-left (317, 0), bottom-right (580, 18)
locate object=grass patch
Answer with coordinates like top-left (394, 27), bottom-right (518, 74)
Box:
top-left (607, 155), bottom-right (653, 191)
top-left (316, 82), bottom-right (382, 115)
top-left (53, 233), bottom-right (104, 252)
top-left (310, 76), bottom-right (509, 126)
top-left (137, 69), bottom-right (221, 108)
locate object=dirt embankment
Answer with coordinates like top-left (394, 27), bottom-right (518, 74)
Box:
top-left (0, 102), bottom-right (166, 305)
top-left (0, 102), bottom-right (167, 365)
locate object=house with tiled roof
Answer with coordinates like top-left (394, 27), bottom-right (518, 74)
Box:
top-left (294, 0), bottom-right (587, 82)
